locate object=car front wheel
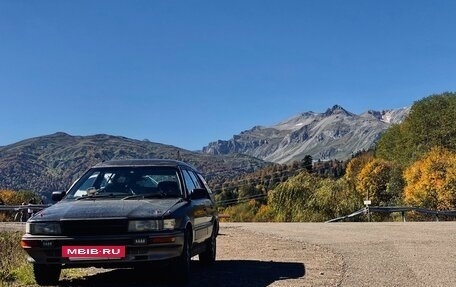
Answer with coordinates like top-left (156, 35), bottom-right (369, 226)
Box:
top-left (174, 230), bottom-right (192, 283)
top-left (33, 264), bottom-right (61, 286)
top-left (199, 225), bottom-right (216, 265)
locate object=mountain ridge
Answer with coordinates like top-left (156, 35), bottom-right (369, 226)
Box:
top-left (202, 105), bottom-right (410, 163)
top-left (0, 132), bottom-right (269, 195)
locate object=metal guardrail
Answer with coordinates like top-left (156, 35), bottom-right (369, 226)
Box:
top-left (0, 204), bottom-right (51, 211)
top-left (326, 206), bottom-right (456, 223)
top-left (3, 204), bottom-right (454, 223)
top-left (0, 204), bottom-right (51, 222)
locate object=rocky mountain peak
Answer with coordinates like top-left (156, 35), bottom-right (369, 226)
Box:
top-left (203, 105), bottom-right (410, 163)
top-left (361, 107), bottom-right (411, 124)
top-left (324, 105), bottom-right (353, 117)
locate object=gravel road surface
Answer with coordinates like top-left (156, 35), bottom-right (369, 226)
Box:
top-left (228, 222), bottom-right (456, 287)
top-left (2, 222), bottom-right (456, 286)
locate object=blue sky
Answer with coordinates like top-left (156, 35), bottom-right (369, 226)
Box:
top-left (0, 0), bottom-right (455, 150)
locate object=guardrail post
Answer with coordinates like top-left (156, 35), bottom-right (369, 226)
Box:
top-left (401, 211), bottom-right (406, 222)
top-left (364, 200), bottom-right (371, 222)
top-left (435, 214), bottom-right (439, 222)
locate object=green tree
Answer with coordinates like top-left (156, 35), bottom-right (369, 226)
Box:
top-left (307, 178), bottom-right (362, 220)
top-left (269, 172), bottom-right (313, 221)
top-left (223, 200), bottom-right (259, 222)
top-left (302, 155), bottom-right (313, 172)
top-left (386, 165), bottom-right (405, 206)
top-left (376, 124), bottom-right (408, 163)
top-left (377, 92), bottom-right (456, 165)
top-left (214, 188), bottom-right (236, 206)
top-left (237, 184), bottom-right (256, 201)
top-left (405, 93), bottom-right (456, 152)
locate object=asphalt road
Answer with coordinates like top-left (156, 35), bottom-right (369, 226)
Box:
top-left (2, 222), bottom-right (456, 286)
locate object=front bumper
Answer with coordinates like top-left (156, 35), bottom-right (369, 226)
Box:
top-left (21, 231), bottom-right (185, 268)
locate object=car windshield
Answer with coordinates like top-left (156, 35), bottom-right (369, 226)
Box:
top-left (66, 166), bottom-right (182, 200)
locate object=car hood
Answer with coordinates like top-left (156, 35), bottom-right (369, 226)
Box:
top-left (31, 198), bottom-right (185, 221)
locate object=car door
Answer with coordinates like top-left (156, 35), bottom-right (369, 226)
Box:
top-left (187, 170), bottom-right (214, 240)
top-left (182, 169), bottom-right (207, 243)
top-left (195, 172), bottom-right (216, 236)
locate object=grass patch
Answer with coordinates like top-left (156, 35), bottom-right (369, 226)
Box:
top-left (61, 268), bottom-right (91, 280)
top-left (0, 231), bottom-right (33, 286)
top-left (0, 231), bottom-right (89, 286)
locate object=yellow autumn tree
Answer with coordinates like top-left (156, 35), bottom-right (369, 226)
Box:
top-left (404, 147), bottom-right (456, 209)
top-left (356, 159), bottom-right (398, 206)
top-left (0, 189), bottom-right (37, 205)
top-left (344, 152), bottom-right (374, 191)
top-left (0, 189), bottom-right (26, 221)
top-left (0, 189), bottom-right (18, 204)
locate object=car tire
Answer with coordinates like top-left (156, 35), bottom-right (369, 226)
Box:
top-left (33, 264), bottom-right (61, 286)
top-left (174, 230), bottom-right (192, 284)
top-left (199, 225), bottom-right (216, 265)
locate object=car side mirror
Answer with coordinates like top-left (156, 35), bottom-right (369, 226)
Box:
top-left (51, 191), bottom-right (66, 202)
top-left (190, 188), bottom-right (209, 200)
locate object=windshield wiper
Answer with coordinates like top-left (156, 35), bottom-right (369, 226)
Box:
top-left (76, 193), bottom-right (132, 200)
top-left (121, 192), bottom-right (171, 200)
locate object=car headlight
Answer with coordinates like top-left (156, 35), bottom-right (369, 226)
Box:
top-left (26, 222), bottom-right (61, 235)
top-left (128, 219), bottom-right (175, 232)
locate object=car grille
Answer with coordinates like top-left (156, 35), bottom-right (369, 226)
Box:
top-left (60, 219), bottom-right (128, 236)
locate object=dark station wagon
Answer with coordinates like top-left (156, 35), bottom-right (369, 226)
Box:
top-left (21, 159), bottom-right (219, 285)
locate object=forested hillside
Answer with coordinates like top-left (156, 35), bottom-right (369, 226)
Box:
top-left (0, 133), bottom-right (268, 198)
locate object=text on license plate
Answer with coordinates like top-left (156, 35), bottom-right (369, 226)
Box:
top-left (62, 246), bottom-right (125, 259)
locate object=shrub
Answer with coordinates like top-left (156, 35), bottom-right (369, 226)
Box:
top-left (0, 231), bottom-right (34, 285)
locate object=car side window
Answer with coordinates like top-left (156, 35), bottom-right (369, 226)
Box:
top-left (197, 173), bottom-right (212, 195)
top-left (186, 170), bottom-right (202, 189)
top-left (182, 170), bottom-right (197, 194)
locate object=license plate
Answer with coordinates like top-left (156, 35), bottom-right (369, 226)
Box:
top-left (62, 246), bottom-right (125, 259)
